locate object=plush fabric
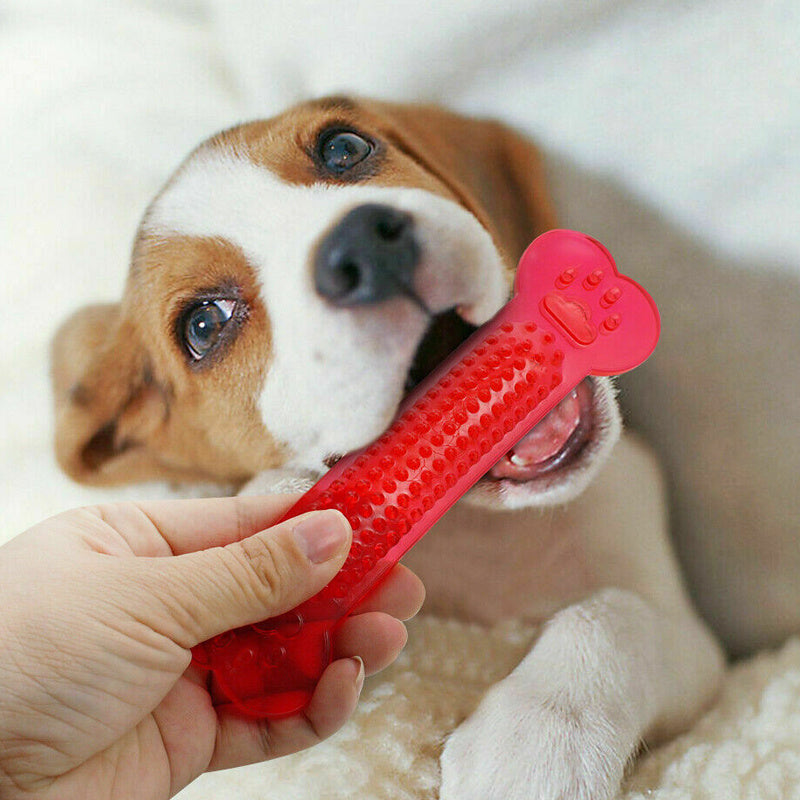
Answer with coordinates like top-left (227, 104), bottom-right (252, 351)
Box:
top-left (178, 618), bottom-right (800, 800)
top-left (2, 2), bottom-right (798, 797)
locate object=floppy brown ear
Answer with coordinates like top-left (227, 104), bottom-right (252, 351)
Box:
top-left (50, 304), bottom-right (176, 486)
top-left (367, 99), bottom-right (557, 265)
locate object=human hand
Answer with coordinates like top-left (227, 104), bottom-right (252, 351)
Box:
top-left (0, 494), bottom-right (424, 800)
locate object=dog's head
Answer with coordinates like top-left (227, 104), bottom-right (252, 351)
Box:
top-left (52, 97), bottom-right (620, 508)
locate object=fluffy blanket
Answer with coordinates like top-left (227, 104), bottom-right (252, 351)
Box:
top-left (2, 1), bottom-right (799, 798)
top-left (181, 619), bottom-right (800, 800)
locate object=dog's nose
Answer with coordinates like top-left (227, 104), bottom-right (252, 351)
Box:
top-left (314, 203), bottom-right (420, 306)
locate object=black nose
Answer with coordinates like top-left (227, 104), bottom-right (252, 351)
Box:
top-left (314, 203), bottom-right (420, 306)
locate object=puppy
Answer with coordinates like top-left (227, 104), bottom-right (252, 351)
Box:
top-left (51, 96), bottom-right (724, 799)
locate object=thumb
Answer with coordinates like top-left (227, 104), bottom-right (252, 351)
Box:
top-left (130, 509), bottom-right (352, 648)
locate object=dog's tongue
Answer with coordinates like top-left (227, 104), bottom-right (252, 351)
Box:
top-left (488, 388), bottom-right (582, 481)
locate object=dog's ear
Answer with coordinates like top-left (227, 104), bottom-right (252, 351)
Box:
top-left (368, 100), bottom-right (557, 264)
top-left (50, 304), bottom-right (177, 485)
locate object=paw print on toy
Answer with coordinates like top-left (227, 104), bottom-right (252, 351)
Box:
top-left (515, 232), bottom-right (659, 374)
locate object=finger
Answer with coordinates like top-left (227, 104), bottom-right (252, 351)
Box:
top-left (150, 674), bottom-right (219, 796)
top-left (350, 564), bottom-right (425, 620)
top-left (125, 509), bottom-right (352, 646)
top-left (95, 494), bottom-right (303, 556)
top-left (332, 612), bottom-right (408, 675)
top-left (207, 656), bottom-right (364, 770)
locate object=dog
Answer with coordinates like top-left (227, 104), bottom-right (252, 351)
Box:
top-left (50, 96), bottom-right (725, 799)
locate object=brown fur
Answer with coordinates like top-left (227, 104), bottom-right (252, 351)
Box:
top-left (52, 236), bottom-right (280, 484)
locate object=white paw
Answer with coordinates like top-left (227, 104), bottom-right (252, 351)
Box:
top-left (238, 468), bottom-right (317, 496)
top-left (439, 678), bottom-right (627, 800)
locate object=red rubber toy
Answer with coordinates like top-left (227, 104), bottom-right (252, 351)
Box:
top-left (191, 229), bottom-right (660, 718)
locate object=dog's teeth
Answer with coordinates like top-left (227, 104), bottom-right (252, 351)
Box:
top-left (510, 453), bottom-right (530, 467)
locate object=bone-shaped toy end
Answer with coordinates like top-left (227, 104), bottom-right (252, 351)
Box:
top-left (192, 621), bottom-right (332, 718)
top-left (513, 230), bottom-right (660, 376)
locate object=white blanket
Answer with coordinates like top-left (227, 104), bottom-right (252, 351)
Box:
top-left (2, 1), bottom-right (798, 797)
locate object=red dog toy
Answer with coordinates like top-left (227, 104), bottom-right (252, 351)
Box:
top-left (192, 229), bottom-right (660, 717)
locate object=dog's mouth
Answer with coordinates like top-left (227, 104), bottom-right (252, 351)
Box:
top-left (403, 308), bottom-right (478, 394)
top-left (486, 379), bottom-right (593, 482)
top-left (401, 307), bottom-right (595, 485)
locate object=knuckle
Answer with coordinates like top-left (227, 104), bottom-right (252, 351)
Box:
top-left (255, 719), bottom-right (275, 759)
top-left (228, 535), bottom-right (288, 605)
top-left (231, 496), bottom-right (256, 542)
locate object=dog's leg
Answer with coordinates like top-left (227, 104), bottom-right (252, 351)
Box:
top-left (238, 468), bottom-right (317, 496)
top-left (439, 434), bottom-right (725, 800)
top-left (439, 588), bottom-right (722, 800)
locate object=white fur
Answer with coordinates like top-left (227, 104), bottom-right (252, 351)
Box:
top-left (440, 590), bottom-right (723, 799)
top-left (240, 468), bottom-right (315, 496)
top-left (145, 150), bottom-right (507, 471)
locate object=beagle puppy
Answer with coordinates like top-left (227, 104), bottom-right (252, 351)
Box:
top-left (51, 97), bottom-right (724, 800)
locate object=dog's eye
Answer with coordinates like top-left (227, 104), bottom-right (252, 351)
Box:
top-left (181, 299), bottom-right (236, 361)
top-left (319, 130), bottom-right (372, 173)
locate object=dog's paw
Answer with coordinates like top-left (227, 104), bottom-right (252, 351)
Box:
top-left (439, 678), bottom-right (627, 800)
top-left (238, 468), bottom-right (318, 496)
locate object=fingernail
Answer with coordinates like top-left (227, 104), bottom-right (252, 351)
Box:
top-left (293, 510), bottom-right (350, 563)
top-left (352, 656), bottom-right (365, 694)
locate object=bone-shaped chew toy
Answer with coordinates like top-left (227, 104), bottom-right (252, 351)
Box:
top-left (191, 229), bottom-right (660, 718)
